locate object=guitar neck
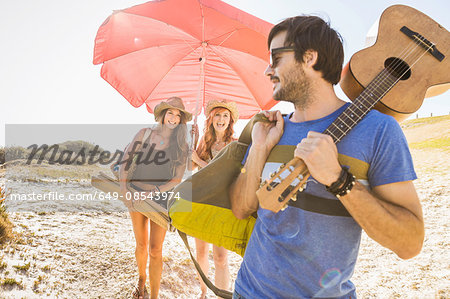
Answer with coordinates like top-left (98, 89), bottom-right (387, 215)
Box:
top-left (324, 69), bottom-right (398, 143)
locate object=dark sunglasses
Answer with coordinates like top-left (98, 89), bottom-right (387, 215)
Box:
top-left (269, 46), bottom-right (295, 68)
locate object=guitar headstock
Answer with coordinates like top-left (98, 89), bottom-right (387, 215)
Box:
top-left (256, 157), bottom-right (310, 212)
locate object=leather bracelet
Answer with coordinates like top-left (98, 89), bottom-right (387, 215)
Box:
top-left (326, 167), bottom-right (356, 198)
top-left (336, 172), bottom-right (356, 198)
top-left (326, 167), bottom-right (348, 193)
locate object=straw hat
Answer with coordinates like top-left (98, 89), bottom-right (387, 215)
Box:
top-left (205, 100), bottom-right (239, 121)
top-left (154, 97), bottom-right (193, 122)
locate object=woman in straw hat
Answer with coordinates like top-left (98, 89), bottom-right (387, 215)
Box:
top-left (192, 99), bottom-right (238, 298)
top-left (119, 97), bottom-right (192, 299)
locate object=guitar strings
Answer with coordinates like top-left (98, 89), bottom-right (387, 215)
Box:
top-left (358, 35), bottom-right (430, 116)
top-left (357, 34), bottom-right (425, 110)
top-left (326, 35), bottom-right (432, 142)
top-left (325, 40), bottom-right (420, 140)
top-left (360, 32), bottom-right (432, 110)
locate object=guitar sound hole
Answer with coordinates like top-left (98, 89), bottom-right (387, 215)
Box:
top-left (384, 57), bottom-right (411, 80)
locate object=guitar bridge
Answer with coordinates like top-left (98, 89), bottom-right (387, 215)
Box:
top-left (400, 26), bottom-right (444, 61)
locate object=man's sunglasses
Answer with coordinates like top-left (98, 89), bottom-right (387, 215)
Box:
top-left (269, 47), bottom-right (295, 68)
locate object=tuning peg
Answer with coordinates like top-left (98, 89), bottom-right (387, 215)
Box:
top-left (270, 172), bottom-right (276, 178)
top-left (277, 163), bottom-right (287, 172)
top-left (291, 195), bottom-right (297, 202)
top-left (281, 204), bottom-right (288, 211)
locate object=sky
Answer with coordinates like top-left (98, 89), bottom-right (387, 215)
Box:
top-left (1, 0), bottom-right (449, 149)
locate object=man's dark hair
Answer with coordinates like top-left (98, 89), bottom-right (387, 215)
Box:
top-left (268, 15), bottom-right (344, 85)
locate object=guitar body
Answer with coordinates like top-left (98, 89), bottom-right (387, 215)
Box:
top-left (340, 5), bottom-right (450, 121)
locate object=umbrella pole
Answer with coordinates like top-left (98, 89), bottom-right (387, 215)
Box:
top-left (191, 42), bottom-right (207, 151)
top-left (186, 43), bottom-right (206, 172)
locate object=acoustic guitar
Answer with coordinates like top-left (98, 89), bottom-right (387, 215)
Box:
top-left (341, 4), bottom-right (449, 121)
top-left (256, 4), bottom-right (449, 212)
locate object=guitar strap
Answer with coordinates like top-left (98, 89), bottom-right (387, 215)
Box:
top-left (291, 192), bottom-right (351, 217)
top-left (178, 231), bottom-right (233, 299)
top-left (170, 113), bottom-right (352, 298)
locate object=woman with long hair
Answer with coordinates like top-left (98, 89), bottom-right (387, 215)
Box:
top-left (191, 99), bottom-right (238, 298)
top-left (120, 97), bottom-right (192, 299)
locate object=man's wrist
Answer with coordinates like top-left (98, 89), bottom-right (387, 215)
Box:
top-left (250, 143), bottom-right (272, 157)
top-left (325, 167), bottom-right (346, 189)
top-left (326, 166), bottom-right (356, 197)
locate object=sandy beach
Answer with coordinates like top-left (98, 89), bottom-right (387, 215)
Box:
top-left (0, 117), bottom-right (449, 298)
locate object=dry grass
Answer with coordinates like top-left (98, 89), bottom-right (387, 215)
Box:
top-left (30, 166), bottom-right (92, 180)
top-left (0, 204), bottom-right (13, 245)
top-left (402, 115), bottom-right (450, 150)
top-left (402, 114), bottom-right (449, 128)
top-left (1, 277), bottom-right (23, 288)
top-left (13, 262), bottom-right (30, 271)
top-left (5, 160), bottom-right (106, 182)
top-left (409, 137), bottom-right (450, 151)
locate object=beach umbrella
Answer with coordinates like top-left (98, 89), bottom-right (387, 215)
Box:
top-left (93, 0), bottom-right (275, 122)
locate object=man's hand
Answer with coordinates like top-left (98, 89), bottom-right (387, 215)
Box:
top-left (252, 110), bottom-right (284, 153)
top-left (294, 132), bottom-right (424, 259)
top-left (230, 111), bottom-right (284, 219)
top-left (294, 131), bottom-right (341, 186)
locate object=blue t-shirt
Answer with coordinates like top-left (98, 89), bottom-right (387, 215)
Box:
top-left (235, 104), bottom-right (416, 298)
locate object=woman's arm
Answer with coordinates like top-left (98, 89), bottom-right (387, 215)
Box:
top-left (191, 150), bottom-right (208, 168)
top-left (154, 163), bottom-right (186, 193)
top-left (191, 138), bottom-right (208, 168)
top-left (119, 128), bottom-right (148, 195)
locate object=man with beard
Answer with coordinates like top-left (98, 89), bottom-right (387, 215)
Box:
top-left (230, 16), bottom-right (424, 298)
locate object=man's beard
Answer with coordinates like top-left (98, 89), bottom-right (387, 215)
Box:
top-left (273, 66), bottom-right (312, 110)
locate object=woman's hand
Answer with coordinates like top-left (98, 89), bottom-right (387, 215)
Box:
top-left (148, 185), bottom-right (158, 193)
top-left (191, 124), bottom-right (200, 147)
top-left (191, 150), bottom-right (208, 168)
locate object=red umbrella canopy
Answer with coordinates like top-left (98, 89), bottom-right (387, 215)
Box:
top-left (93, 0), bottom-right (276, 119)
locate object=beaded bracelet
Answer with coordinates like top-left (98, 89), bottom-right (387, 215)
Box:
top-left (326, 166), bottom-right (356, 198)
top-left (335, 172), bottom-right (356, 198)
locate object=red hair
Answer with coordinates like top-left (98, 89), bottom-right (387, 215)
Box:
top-left (196, 107), bottom-right (235, 161)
